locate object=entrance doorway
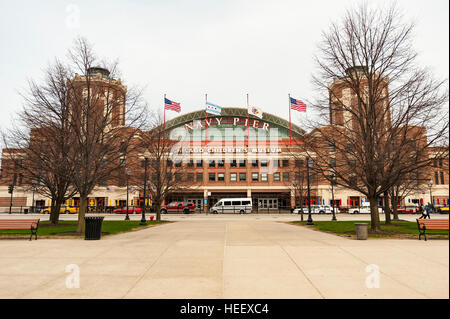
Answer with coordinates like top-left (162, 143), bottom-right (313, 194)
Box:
top-left (258, 198), bottom-right (278, 210)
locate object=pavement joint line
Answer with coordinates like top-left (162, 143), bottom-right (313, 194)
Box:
top-left (16, 241), bottom-right (114, 299)
top-left (221, 221), bottom-right (228, 299)
top-left (336, 245), bottom-right (431, 299)
top-left (121, 227), bottom-right (193, 299)
top-left (388, 242), bottom-right (450, 269)
top-left (246, 221), bottom-right (326, 299)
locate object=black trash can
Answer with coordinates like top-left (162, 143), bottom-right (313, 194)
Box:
top-left (84, 216), bottom-right (104, 240)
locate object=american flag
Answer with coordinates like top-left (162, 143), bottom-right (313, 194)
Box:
top-left (290, 97), bottom-right (306, 112)
top-left (164, 98), bottom-right (181, 112)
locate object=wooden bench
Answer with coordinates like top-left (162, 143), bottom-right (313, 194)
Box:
top-left (416, 219), bottom-right (449, 241)
top-left (0, 219), bottom-right (40, 240)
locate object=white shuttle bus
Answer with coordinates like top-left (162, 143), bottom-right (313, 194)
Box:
top-left (210, 198), bottom-right (253, 214)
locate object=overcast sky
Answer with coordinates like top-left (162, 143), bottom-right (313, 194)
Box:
top-left (0, 0), bottom-right (448, 136)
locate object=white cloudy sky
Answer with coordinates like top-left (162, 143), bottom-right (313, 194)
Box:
top-left (0, 0), bottom-right (448, 135)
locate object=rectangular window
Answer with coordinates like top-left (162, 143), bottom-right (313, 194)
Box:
top-left (282, 159), bottom-right (289, 167)
top-left (329, 141), bottom-right (335, 152)
top-left (252, 160), bottom-right (259, 168)
top-left (273, 160), bottom-right (280, 167)
top-left (224, 201), bottom-right (231, 206)
top-left (230, 159), bottom-right (237, 167)
top-left (187, 160), bottom-right (194, 168)
top-left (283, 172), bottom-right (290, 181)
top-left (187, 173), bottom-right (194, 182)
top-left (239, 173), bottom-right (246, 181)
top-left (209, 160), bottom-right (215, 168)
top-left (218, 173), bottom-right (225, 181)
top-left (435, 171), bottom-right (439, 184)
top-left (230, 173), bottom-right (237, 182)
top-left (252, 173), bottom-right (259, 181)
top-left (196, 173), bottom-right (203, 182)
top-left (232, 201), bottom-right (241, 205)
top-left (439, 159), bottom-right (443, 167)
top-left (209, 173), bottom-right (216, 181)
top-left (261, 173), bottom-right (268, 182)
top-left (440, 171), bottom-right (445, 184)
top-left (196, 160), bottom-right (203, 167)
top-left (261, 160), bottom-right (268, 167)
top-left (175, 173), bottom-right (182, 181)
top-left (330, 157), bottom-right (336, 167)
top-left (274, 172), bottom-right (280, 181)
top-left (218, 159), bottom-right (225, 168)
top-left (167, 160), bottom-right (173, 168)
top-left (239, 159), bottom-right (246, 167)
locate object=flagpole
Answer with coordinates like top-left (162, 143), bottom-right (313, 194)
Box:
top-left (246, 93), bottom-right (249, 147)
top-left (163, 93), bottom-right (166, 140)
top-left (289, 93), bottom-right (292, 146)
top-left (205, 93), bottom-right (208, 146)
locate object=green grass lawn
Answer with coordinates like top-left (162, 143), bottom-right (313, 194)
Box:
top-left (288, 220), bottom-right (449, 239)
top-left (0, 220), bottom-right (170, 239)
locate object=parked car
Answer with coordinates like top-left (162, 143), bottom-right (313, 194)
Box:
top-left (292, 205), bottom-right (333, 214)
top-left (210, 198), bottom-right (252, 214)
top-left (397, 205), bottom-right (419, 214)
top-left (437, 206), bottom-right (449, 214)
top-left (161, 201), bottom-right (195, 214)
top-left (40, 205), bottom-right (79, 214)
top-left (113, 207), bottom-right (143, 214)
top-left (349, 203), bottom-right (383, 214)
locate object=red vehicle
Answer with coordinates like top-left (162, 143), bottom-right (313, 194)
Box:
top-left (113, 207), bottom-right (143, 214)
top-left (160, 201), bottom-right (195, 214)
top-left (397, 205), bottom-right (420, 214)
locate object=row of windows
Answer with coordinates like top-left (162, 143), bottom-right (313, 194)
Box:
top-left (433, 159), bottom-right (444, 168)
top-left (161, 172), bottom-right (293, 182)
top-left (161, 159), bottom-right (292, 168)
top-left (434, 171), bottom-right (446, 185)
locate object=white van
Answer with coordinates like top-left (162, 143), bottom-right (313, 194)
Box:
top-left (210, 198), bottom-right (252, 214)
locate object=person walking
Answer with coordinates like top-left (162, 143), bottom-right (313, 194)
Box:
top-left (418, 203), bottom-right (425, 219)
top-left (424, 203), bottom-right (432, 219)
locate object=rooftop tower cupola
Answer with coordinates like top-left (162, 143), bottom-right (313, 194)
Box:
top-left (87, 67), bottom-right (111, 79)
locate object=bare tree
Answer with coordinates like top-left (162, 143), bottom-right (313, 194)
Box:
top-left (304, 3), bottom-right (448, 231)
top-left (133, 111), bottom-right (193, 222)
top-left (66, 37), bottom-right (147, 233)
top-left (2, 60), bottom-right (77, 224)
top-left (287, 158), bottom-right (310, 221)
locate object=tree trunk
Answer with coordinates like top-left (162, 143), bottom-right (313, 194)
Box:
top-left (369, 196), bottom-right (381, 231)
top-left (156, 204), bottom-right (161, 221)
top-left (299, 194), bottom-right (304, 222)
top-left (49, 200), bottom-right (61, 225)
top-left (384, 191), bottom-right (391, 225)
top-left (392, 193), bottom-right (400, 220)
top-left (50, 199), bottom-right (61, 225)
top-left (77, 195), bottom-right (88, 234)
top-left (392, 201), bottom-right (399, 220)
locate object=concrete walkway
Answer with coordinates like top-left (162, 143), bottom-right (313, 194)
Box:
top-left (0, 219), bottom-right (448, 299)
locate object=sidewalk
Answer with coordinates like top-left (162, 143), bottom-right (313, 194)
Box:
top-left (0, 219), bottom-right (448, 298)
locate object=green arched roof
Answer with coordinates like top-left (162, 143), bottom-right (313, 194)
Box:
top-left (164, 107), bottom-right (305, 137)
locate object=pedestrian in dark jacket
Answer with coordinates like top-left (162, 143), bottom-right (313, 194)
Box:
top-left (424, 203), bottom-right (432, 219)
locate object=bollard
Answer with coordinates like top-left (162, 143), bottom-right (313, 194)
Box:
top-left (355, 223), bottom-right (368, 240)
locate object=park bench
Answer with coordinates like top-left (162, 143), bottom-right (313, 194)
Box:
top-left (416, 219), bottom-right (449, 241)
top-left (0, 219), bottom-right (40, 240)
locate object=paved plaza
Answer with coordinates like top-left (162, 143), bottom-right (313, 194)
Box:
top-left (0, 216), bottom-right (448, 299)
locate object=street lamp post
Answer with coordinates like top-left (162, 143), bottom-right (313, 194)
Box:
top-left (140, 151), bottom-right (150, 225)
top-left (330, 172), bottom-right (337, 221)
top-left (428, 179), bottom-right (433, 210)
top-left (31, 181), bottom-right (36, 214)
top-left (125, 168), bottom-right (131, 221)
top-left (306, 158), bottom-right (314, 225)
